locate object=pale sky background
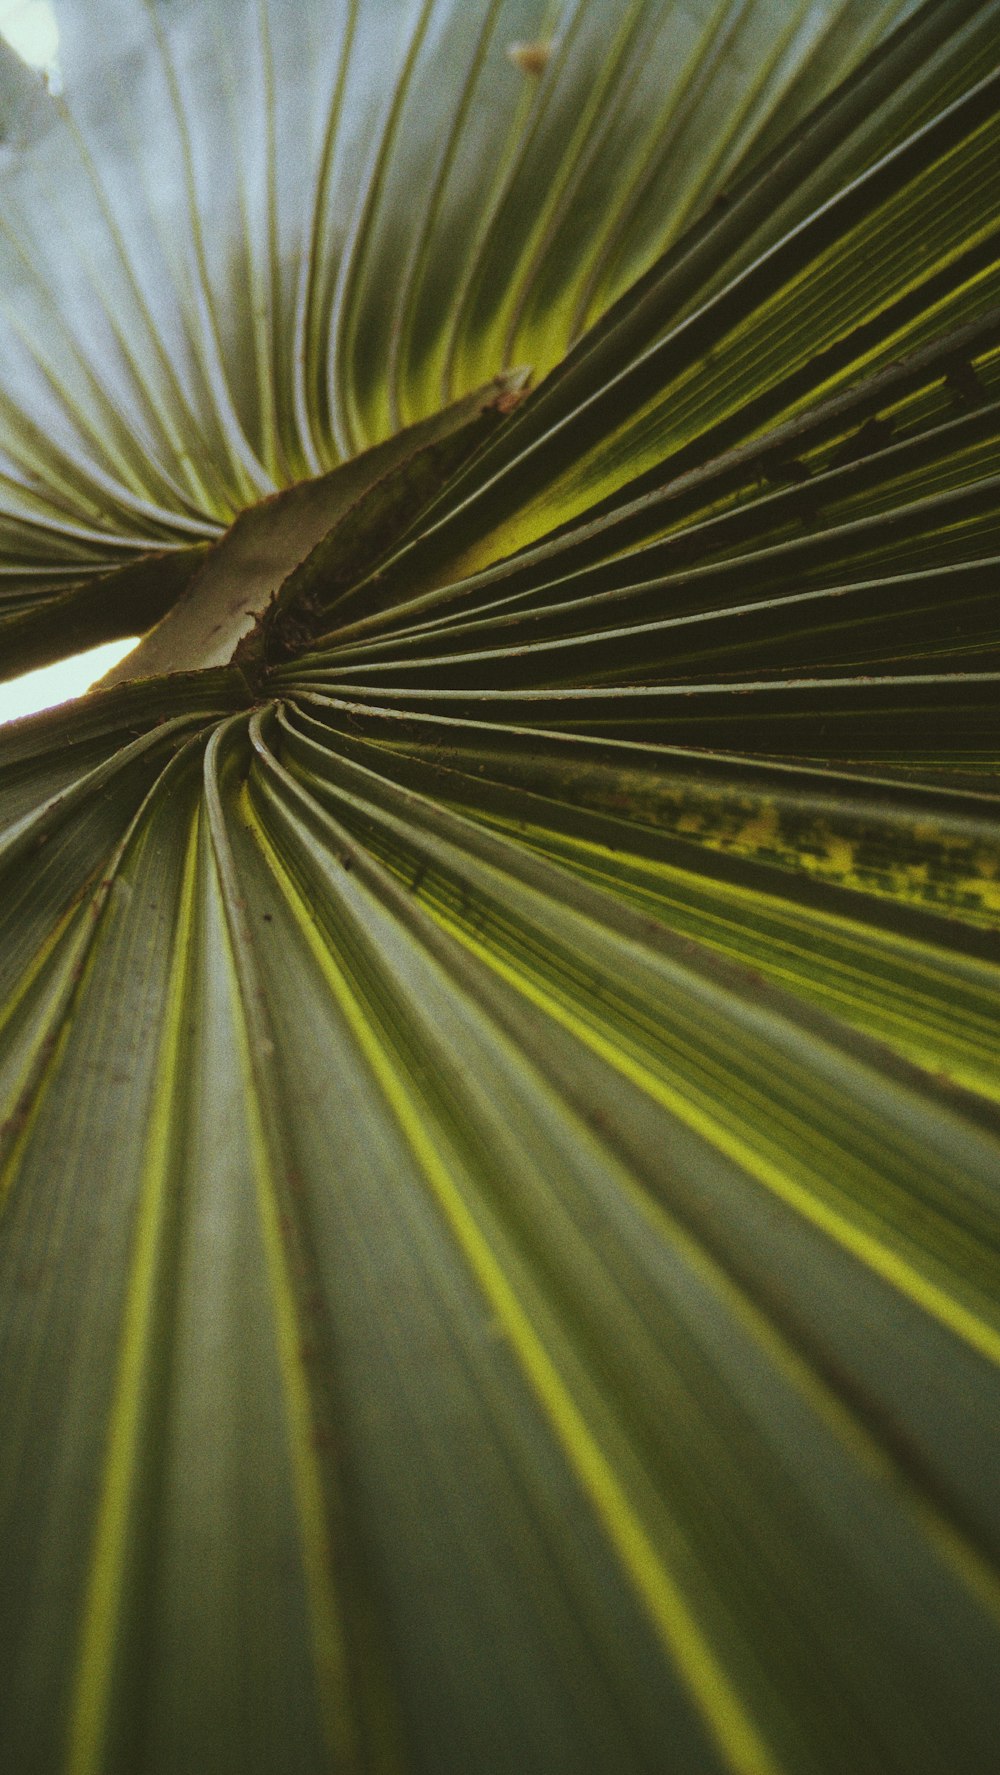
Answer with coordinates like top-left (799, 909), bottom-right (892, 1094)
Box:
top-left (0, 1), bottom-right (144, 720)
top-left (0, 639), bottom-right (142, 725)
top-left (0, 3), bottom-right (144, 724)
top-left (0, 0), bottom-right (58, 78)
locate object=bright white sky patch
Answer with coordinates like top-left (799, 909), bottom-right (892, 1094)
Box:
top-left (0, 0), bottom-right (60, 82)
top-left (0, 0), bottom-right (78, 722)
top-left (0, 637), bottom-right (141, 726)
top-left (0, 5), bottom-right (134, 723)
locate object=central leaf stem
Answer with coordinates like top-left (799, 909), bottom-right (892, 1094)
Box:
top-left (98, 374), bottom-right (528, 690)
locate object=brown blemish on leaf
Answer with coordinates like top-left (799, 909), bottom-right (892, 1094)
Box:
top-left (507, 40), bottom-right (553, 77)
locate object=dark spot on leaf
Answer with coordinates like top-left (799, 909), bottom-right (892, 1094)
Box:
top-left (761, 453), bottom-right (811, 487)
top-left (944, 359), bottom-right (986, 408)
top-left (828, 414), bottom-right (895, 468)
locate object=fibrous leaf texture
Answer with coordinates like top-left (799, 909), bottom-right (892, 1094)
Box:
top-left (1, 2), bottom-right (999, 1772)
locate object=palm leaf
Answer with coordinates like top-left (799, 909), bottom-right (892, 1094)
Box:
top-left (1, 3), bottom-right (998, 1771)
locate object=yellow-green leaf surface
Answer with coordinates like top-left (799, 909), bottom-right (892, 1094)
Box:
top-left (2, 3), bottom-right (999, 1773)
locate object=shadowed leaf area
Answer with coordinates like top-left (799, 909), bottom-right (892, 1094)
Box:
top-left (1, 3), bottom-right (999, 1772)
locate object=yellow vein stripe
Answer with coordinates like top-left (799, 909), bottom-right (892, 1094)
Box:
top-left (434, 912), bottom-right (1000, 1372)
top-left (550, 1038), bottom-right (1000, 1628)
top-left (0, 911), bottom-right (98, 1210)
top-left (221, 908), bottom-right (360, 1774)
top-left (0, 1003), bottom-right (75, 1212)
top-left (502, 834), bottom-right (1000, 1099)
top-left (248, 815), bottom-right (785, 1775)
top-left (67, 808), bottom-right (200, 1775)
top-left (0, 897), bottom-right (80, 1046)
